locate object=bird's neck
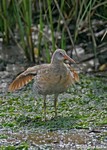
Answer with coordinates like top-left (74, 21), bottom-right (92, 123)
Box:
top-left (51, 58), bottom-right (64, 67)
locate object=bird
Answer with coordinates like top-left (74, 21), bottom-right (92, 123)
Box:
top-left (8, 49), bottom-right (79, 120)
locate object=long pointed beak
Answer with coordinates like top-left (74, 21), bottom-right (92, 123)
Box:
top-left (64, 54), bottom-right (76, 63)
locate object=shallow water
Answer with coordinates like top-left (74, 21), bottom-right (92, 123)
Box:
top-left (0, 128), bottom-right (107, 149)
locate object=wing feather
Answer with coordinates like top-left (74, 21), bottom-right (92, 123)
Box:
top-left (8, 64), bottom-right (50, 92)
top-left (8, 66), bottom-right (39, 92)
top-left (8, 74), bottom-right (34, 92)
top-left (67, 64), bottom-right (79, 82)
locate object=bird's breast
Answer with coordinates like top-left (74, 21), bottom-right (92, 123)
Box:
top-left (33, 64), bottom-right (72, 95)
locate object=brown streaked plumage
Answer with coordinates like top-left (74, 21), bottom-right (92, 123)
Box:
top-left (8, 49), bottom-right (79, 119)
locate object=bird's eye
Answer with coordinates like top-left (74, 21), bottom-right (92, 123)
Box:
top-left (59, 52), bottom-right (63, 56)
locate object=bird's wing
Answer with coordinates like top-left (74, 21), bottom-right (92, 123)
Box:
top-left (67, 64), bottom-right (79, 83)
top-left (8, 65), bottom-right (44, 92)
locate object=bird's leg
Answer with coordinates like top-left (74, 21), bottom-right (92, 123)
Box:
top-left (54, 94), bottom-right (58, 117)
top-left (43, 95), bottom-right (46, 120)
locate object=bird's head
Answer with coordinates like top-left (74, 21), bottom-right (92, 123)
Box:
top-left (51, 49), bottom-right (75, 64)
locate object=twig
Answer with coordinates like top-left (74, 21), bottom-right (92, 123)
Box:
top-left (54, 0), bottom-right (80, 60)
top-left (79, 46), bottom-right (107, 63)
top-left (101, 29), bottom-right (107, 41)
top-left (8, 28), bottom-right (24, 53)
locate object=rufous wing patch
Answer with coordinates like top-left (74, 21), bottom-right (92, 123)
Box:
top-left (72, 70), bottom-right (79, 82)
top-left (67, 64), bottom-right (79, 83)
top-left (8, 74), bottom-right (34, 92)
